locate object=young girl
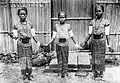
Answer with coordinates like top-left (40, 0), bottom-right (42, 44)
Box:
top-left (12, 7), bottom-right (40, 80)
top-left (47, 11), bottom-right (80, 78)
top-left (82, 5), bottom-right (113, 79)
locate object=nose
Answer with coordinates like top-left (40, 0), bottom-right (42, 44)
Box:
top-left (96, 12), bottom-right (100, 14)
top-left (21, 14), bottom-right (25, 16)
top-left (61, 18), bottom-right (65, 20)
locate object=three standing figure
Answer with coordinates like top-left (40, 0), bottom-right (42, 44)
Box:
top-left (11, 4), bottom-right (114, 79)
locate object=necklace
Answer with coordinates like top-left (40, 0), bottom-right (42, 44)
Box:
top-left (21, 21), bottom-right (28, 34)
top-left (95, 18), bottom-right (103, 30)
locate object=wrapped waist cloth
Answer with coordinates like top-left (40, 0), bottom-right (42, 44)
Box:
top-left (17, 43), bottom-right (32, 58)
top-left (93, 34), bottom-right (104, 39)
top-left (20, 37), bottom-right (31, 44)
top-left (59, 38), bottom-right (66, 43)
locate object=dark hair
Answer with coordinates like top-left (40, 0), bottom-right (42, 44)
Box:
top-left (58, 11), bottom-right (67, 18)
top-left (17, 7), bottom-right (28, 15)
top-left (95, 5), bottom-right (104, 12)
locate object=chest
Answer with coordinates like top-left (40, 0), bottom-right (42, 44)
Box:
top-left (93, 20), bottom-right (105, 30)
top-left (92, 20), bottom-right (106, 35)
top-left (56, 25), bottom-right (69, 33)
top-left (17, 23), bottom-right (31, 32)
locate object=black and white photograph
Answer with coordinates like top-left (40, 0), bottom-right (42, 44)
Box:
top-left (0, 0), bottom-right (120, 83)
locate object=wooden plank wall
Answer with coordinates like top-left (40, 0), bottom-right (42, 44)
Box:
top-left (51, 0), bottom-right (94, 50)
top-left (1, 0), bottom-right (120, 52)
top-left (0, 0), bottom-right (51, 52)
top-left (96, 0), bottom-right (120, 52)
top-left (0, 1), bottom-right (13, 53)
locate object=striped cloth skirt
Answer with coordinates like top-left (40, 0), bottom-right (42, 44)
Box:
top-left (91, 37), bottom-right (106, 71)
top-left (17, 42), bottom-right (33, 69)
top-left (56, 44), bottom-right (69, 74)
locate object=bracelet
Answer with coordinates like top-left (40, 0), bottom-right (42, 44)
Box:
top-left (107, 45), bottom-right (111, 48)
top-left (85, 41), bottom-right (87, 44)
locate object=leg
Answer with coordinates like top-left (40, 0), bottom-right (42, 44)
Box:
top-left (61, 45), bottom-right (69, 78)
top-left (99, 71), bottom-right (104, 78)
top-left (56, 44), bottom-right (62, 76)
top-left (93, 70), bottom-right (99, 79)
top-left (21, 69), bottom-right (27, 80)
top-left (19, 57), bottom-right (28, 80)
top-left (26, 57), bottom-right (33, 80)
top-left (64, 45), bottom-right (69, 77)
top-left (27, 68), bottom-right (33, 80)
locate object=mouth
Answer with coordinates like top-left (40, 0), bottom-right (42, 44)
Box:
top-left (96, 13), bottom-right (101, 16)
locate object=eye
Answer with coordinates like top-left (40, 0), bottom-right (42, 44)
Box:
top-left (96, 10), bottom-right (102, 12)
top-left (60, 17), bottom-right (65, 18)
top-left (20, 13), bottom-right (26, 15)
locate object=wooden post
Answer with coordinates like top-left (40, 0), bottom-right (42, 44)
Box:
top-left (92, 0), bottom-right (96, 18)
top-left (7, 0), bottom-right (13, 31)
top-left (7, 0), bottom-right (14, 52)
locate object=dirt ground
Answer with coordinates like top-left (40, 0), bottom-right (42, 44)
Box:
top-left (0, 51), bottom-right (120, 83)
top-left (0, 61), bottom-right (120, 83)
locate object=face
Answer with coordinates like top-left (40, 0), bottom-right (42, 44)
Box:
top-left (19, 10), bottom-right (27, 21)
top-left (96, 6), bottom-right (103, 19)
top-left (59, 12), bottom-right (66, 24)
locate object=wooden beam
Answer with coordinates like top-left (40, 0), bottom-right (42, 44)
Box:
top-left (10, 0), bottom-right (51, 4)
top-left (106, 52), bottom-right (120, 55)
top-left (0, 2), bottom-right (7, 5)
top-left (70, 51), bottom-right (120, 55)
top-left (97, 1), bottom-right (119, 4)
top-left (0, 31), bottom-right (51, 34)
top-left (2, 31), bottom-right (120, 36)
top-left (51, 17), bottom-right (92, 21)
top-left (0, 31), bottom-right (11, 34)
top-left (35, 31), bottom-right (51, 34)
top-left (75, 50), bottom-right (90, 52)
top-left (110, 33), bottom-right (120, 35)
top-left (10, 2), bottom-right (50, 4)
